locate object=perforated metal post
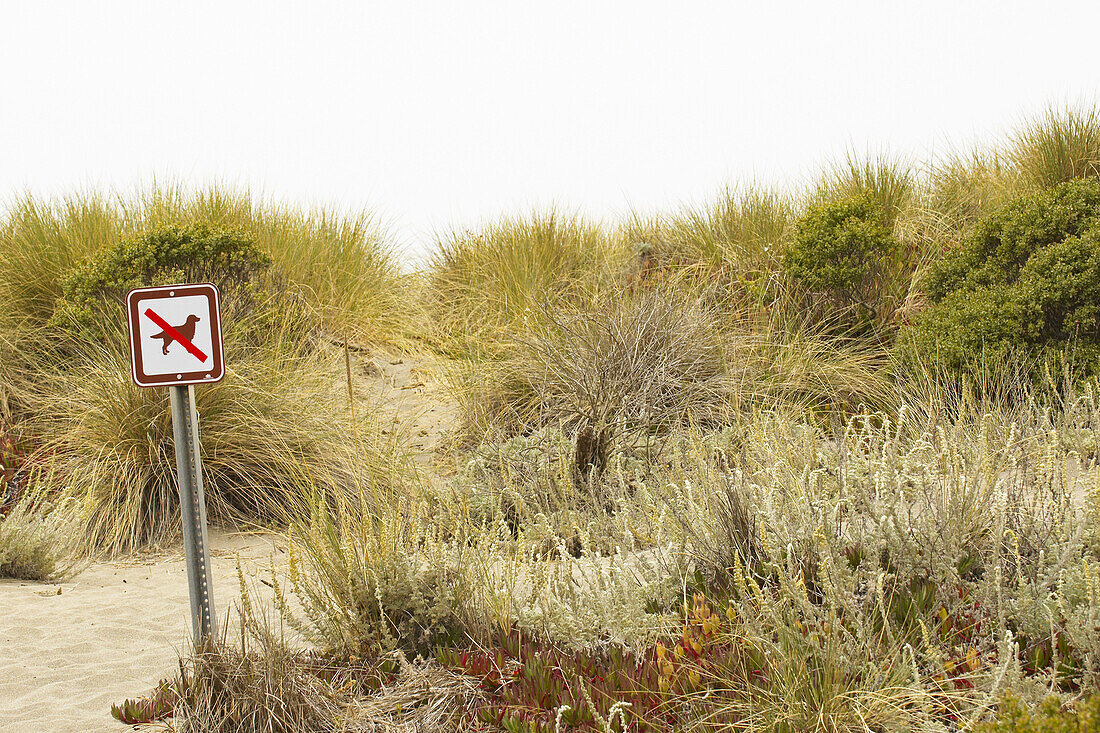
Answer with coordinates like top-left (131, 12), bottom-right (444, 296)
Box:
top-left (169, 385), bottom-right (216, 641)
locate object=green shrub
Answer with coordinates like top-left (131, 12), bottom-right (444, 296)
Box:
top-left (976, 693), bottom-right (1100, 732)
top-left (50, 223), bottom-right (272, 339)
top-left (903, 179), bottom-right (1100, 379)
top-left (784, 194), bottom-right (899, 325)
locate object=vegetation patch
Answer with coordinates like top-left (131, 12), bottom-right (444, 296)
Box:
top-left (13, 106), bottom-right (1100, 732)
top-left (784, 193), bottom-right (900, 330)
top-left (902, 179), bottom-right (1100, 380)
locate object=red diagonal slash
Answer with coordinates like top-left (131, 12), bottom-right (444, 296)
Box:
top-left (144, 308), bottom-right (208, 363)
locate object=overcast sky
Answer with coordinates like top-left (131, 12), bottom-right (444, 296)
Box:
top-left (2, 1), bottom-right (1098, 261)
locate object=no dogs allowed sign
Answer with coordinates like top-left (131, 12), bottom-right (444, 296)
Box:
top-left (126, 282), bottom-right (224, 640)
top-left (126, 283), bottom-right (225, 388)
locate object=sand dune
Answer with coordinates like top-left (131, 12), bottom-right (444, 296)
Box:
top-left (0, 531), bottom-right (287, 733)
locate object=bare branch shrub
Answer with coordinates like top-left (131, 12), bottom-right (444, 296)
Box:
top-left (488, 286), bottom-right (733, 475)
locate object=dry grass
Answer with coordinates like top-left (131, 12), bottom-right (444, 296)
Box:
top-left (169, 617), bottom-right (482, 733)
top-left (426, 211), bottom-right (626, 356)
top-left (171, 628), bottom-right (351, 733)
top-left (459, 284), bottom-right (733, 443)
top-left (0, 498), bottom-right (81, 581)
top-left (1012, 104), bottom-right (1100, 189)
top-left (0, 185), bottom-right (408, 347)
top-left (345, 660), bottom-right (484, 732)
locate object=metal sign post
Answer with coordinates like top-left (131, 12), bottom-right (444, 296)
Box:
top-left (126, 283), bottom-right (225, 643)
top-left (170, 384), bottom-right (216, 640)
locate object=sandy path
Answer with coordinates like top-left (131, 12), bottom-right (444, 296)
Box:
top-left (0, 531), bottom-right (288, 733)
top-left (363, 351), bottom-right (459, 467)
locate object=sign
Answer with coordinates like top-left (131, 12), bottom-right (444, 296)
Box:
top-left (126, 283), bottom-right (225, 388)
top-left (126, 282), bottom-right (221, 641)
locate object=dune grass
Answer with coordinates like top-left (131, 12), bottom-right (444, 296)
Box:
top-left (130, 186), bottom-right (411, 346)
top-left (658, 186), bottom-right (796, 276)
top-left (0, 184), bottom-right (408, 347)
top-left (427, 211), bottom-right (627, 355)
top-left (0, 186), bottom-right (412, 556)
top-left (816, 151), bottom-right (918, 230)
top-left (0, 193), bottom-right (121, 328)
top-left (18, 331), bottom-right (396, 556)
top-left (925, 148), bottom-right (1019, 240)
top-left (1012, 104), bottom-right (1100, 189)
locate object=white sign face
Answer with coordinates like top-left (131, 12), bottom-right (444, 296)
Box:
top-left (126, 283), bottom-right (225, 388)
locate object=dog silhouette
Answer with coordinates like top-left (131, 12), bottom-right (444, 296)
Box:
top-left (151, 314), bottom-right (201, 355)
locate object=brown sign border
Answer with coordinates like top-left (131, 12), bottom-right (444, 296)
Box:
top-left (126, 283), bottom-right (225, 388)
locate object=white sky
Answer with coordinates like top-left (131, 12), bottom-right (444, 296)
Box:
top-left (2, 1), bottom-right (1099, 262)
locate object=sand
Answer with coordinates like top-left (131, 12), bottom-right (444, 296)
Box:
top-left (0, 531), bottom-right (288, 733)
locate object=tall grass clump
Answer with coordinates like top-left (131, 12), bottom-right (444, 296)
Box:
top-left (658, 186), bottom-right (795, 279)
top-left (0, 193), bottom-right (120, 328)
top-left (131, 186), bottom-right (409, 346)
top-left (19, 332), bottom-right (388, 555)
top-left (453, 284), bottom-right (733, 447)
top-left (449, 281), bottom-right (892, 446)
top-left (816, 151), bottom-right (918, 229)
top-left (926, 149), bottom-right (1020, 244)
top-left (735, 300), bottom-right (892, 412)
top-left (427, 211), bottom-right (624, 355)
top-left (147, 602), bottom-right (484, 733)
top-left (1012, 105), bottom-right (1100, 190)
